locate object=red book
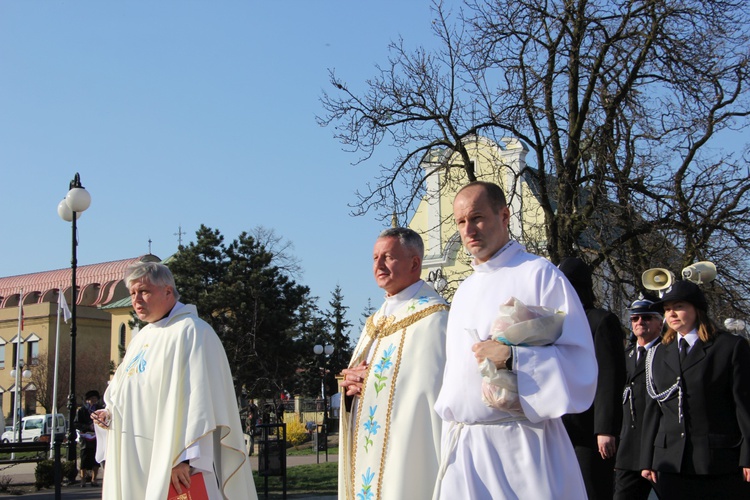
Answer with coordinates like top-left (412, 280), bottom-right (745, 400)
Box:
top-left (167, 472), bottom-right (209, 500)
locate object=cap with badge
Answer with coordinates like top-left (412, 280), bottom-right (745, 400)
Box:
top-left (628, 293), bottom-right (663, 316)
top-left (654, 280), bottom-right (708, 311)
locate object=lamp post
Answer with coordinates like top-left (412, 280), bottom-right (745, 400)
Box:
top-left (10, 360), bottom-right (32, 444)
top-left (313, 344), bottom-right (334, 427)
top-left (313, 344), bottom-right (333, 462)
top-left (57, 173), bottom-right (91, 464)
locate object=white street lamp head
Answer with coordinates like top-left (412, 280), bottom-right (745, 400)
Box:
top-left (66, 186), bottom-right (91, 213)
top-left (324, 345), bottom-right (334, 356)
top-left (313, 345), bottom-right (324, 355)
top-left (22, 369), bottom-right (31, 378)
top-left (57, 199), bottom-right (79, 222)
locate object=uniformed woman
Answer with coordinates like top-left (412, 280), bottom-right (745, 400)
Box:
top-left (640, 280), bottom-right (750, 499)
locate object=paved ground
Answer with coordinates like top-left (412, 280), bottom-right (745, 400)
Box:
top-left (0, 453), bottom-right (339, 499)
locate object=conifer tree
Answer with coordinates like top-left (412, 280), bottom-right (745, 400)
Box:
top-left (324, 285), bottom-right (353, 396)
top-left (168, 225), bottom-right (309, 399)
top-left (292, 297), bottom-right (329, 397)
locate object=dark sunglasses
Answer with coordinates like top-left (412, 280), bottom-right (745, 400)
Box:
top-left (630, 314), bottom-right (657, 322)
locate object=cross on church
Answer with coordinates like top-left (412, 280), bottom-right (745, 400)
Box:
top-left (148, 238), bottom-right (152, 254)
top-left (174, 225), bottom-right (185, 247)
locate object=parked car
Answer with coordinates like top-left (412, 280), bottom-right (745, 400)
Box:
top-left (1, 414), bottom-right (66, 443)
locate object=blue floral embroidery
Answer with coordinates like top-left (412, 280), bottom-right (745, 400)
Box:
top-left (416, 295), bottom-right (431, 305)
top-left (373, 345), bottom-right (395, 395)
top-left (363, 406), bottom-right (380, 452)
top-left (125, 345), bottom-right (148, 376)
top-left (357, 467), bottom-right (375, 500)
top-left (407, 295), bottom-right (432, 311)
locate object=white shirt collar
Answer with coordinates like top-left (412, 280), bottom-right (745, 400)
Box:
top-left (382, 280), bottom-right (423, 317)
top-left (639, 337), bottom-right (660, 350)
top-left (679, 329), bottom-right (699, 349)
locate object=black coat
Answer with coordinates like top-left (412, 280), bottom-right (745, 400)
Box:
top-left (640, 332), bottom-right (750, 475)
top-left (615, 338), bottom-right (661, 471)
top-left (563, 308), bottom-right (626, 447)
top-left (74, 405), bottom-right (95, 434)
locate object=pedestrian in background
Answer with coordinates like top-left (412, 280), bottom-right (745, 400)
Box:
top-left (75, 390), bottom-right (102, 487)
top-left (559, 257), bottom-right (626, 500)
top-left (614, 294), bottom-right (662, 500)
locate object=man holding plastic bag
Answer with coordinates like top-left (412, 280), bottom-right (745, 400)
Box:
top-left (433, 182), bottom-right (597, 499)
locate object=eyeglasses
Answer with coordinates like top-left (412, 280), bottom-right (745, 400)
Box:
top-left (630, 315), bottom-right (657, 323)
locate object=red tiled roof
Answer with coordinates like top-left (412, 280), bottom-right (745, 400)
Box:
top-left (0, 255), bottom-right (160, 308)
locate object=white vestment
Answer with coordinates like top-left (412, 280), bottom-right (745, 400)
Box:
top-left (339, 281), bottom-right (449, 500)
top-left (103, 303), bottom-right (257, 500)
top-left (433, 242), bottom-right (597, 499)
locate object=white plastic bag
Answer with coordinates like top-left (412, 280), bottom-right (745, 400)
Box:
top-left (479, 297), bottom-right (565, 413)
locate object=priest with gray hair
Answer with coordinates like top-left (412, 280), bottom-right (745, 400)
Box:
top-left (93, 261), bottom-right (257, 499)
top-left (338, 227), bottom-right (449, 500)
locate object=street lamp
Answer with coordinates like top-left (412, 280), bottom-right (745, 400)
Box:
top-left (10, 360), bottom-right (32, 443)
top-left (57, 172), bottom-right (91, 464)
top-left (313, 344), bottom-right (334, 425)
top-left (426, 268), bottom-right (448, 294)
top-left (313, 344), bottom-right (333, 462)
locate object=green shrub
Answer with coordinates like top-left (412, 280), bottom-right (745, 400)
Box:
top-left (35, 459), bottom-right (78, 489)
top-left (63, 460), bottom-right (78, 483)
top-left (286, 420), bottom-right (309, 447)
top-left (35, 460), bottom-right (53, 490)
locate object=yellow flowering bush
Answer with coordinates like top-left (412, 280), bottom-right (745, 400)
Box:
top-left (286, 420), bottom-right (309, 447)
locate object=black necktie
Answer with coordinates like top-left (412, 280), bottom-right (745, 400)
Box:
top-left (637, 346), bottom-right (646, 364)
top-left (679, 338), bottom-right (689, 364)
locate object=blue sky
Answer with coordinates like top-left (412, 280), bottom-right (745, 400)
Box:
top-left (0, 1), bottom-right (449, 333)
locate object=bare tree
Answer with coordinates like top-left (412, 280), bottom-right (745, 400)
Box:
top-left (31, 350), bottom-right (108, 415)
top-left (319, 0), bottom-right (750, 317)
top-left (251, 226), bottom-right (303, 279)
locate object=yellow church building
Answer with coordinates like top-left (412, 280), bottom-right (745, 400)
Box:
top-left (411, 135), bottom-right (545, 296)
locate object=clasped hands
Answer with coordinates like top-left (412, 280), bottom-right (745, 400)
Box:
top-left (340, 361), bottom-right (368, 396)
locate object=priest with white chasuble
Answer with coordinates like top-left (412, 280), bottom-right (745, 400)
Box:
top-left (433, 182), bottom-right (597, 499)
top-left (339, 228), bottom-right (449, 500)
top-left (94, 262), bottom-right (256, 500)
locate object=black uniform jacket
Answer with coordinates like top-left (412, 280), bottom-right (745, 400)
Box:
top-left (563, 308), bottom-right (626, 447)
top-left (640, 332), bottom-right (750, 475)
top-left (615, 338), bottom-right (661, 471)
